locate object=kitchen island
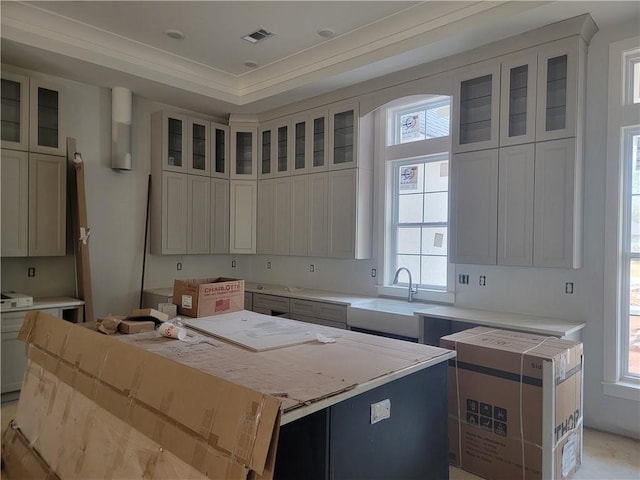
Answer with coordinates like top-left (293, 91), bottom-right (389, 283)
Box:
top-left (8, 309), bottom-right (455, 480)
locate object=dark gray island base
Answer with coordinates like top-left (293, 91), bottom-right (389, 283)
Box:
top-left (275, 361), bottom-right (449, 480)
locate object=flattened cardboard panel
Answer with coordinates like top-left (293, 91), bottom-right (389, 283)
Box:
top-left (1, 423), bottom-right (60, 480)
top-left (17, 311), bottom-right (280, 478)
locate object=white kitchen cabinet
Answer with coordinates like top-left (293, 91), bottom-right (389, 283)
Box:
top-left (451, 61), bottom-right (500, 153)
top-left (291, 113), bottom-right (308, 175)
top-left (290, 175), bottom-right (309, 256)
top-left (187, 174), bottom-right (210, 254)
top-left (499, 50), bottom-right (538, 146)
top-left (308, 172), bottom-right (329, 257)
top-left (327, 168), bottom-right (372, 259)
top-left (328, 102), bottom-right (359, 170)
top-left (1, 149), bottom-right (29, 256)
top-left (308, 108), bottom-right (328, 173)
top-left (257, 177), bottom-right (291, 255)
top-left (230, 125), bottom-right (257, 179)
top-left (497, 144), bottom-right (535, 266)
top-left (211, 122), bottom-right (229, 179)
top-left (1, 71), bottom-right (29, 151)
top-left (450, 149), bottom-right (499, 265)
top-left (151, 110), bottom-right (188, 173)
top-left (151, 171), bottom-right (188, 255)
top-left (187, 116), bottom-right (211, 176)
top-left (258, 123), bottom-right (274, 179)
top-left (535, 37), bottom-right (584, 142)
top-left (29, 153), bottom-right (67, 256)
top-left (229, 180), bottom-right (257, 254)
top-left (210, 177), bottom-right (229, 253)
top-left (274, 120), bottom-right (291, 177)
top-left (533, 138), bottom-right (581, 268)
top-left (29, 78), bottom-right (65, 156)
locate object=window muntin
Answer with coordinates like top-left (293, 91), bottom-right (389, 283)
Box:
top-left (391, 155), bottom-right (449, 290)
top-left (389, 97), bottom-right (450, 145)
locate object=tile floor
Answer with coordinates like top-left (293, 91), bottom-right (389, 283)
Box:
top-left (1, 399), bottom-right (639, 479)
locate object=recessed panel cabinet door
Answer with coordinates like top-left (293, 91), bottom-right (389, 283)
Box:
top-left (28, 153), bottom-right (66, 256)
top-left (498, 144), bottom-right (535, 266)
top-left (308, 172), bottom-right (328, 257)
top-left (187, 174), bottom-right (210, 254)
top-left (229, 180), bottom-right (257, 254)
top-left (161, 172), bottom-right (188, 255)
top-left (210, 178), bottom-right (230, 253)
top-left (1, 149), bottom-right (29, 256)
top-left (450, 149), bottom-right (498, 265)
top-left (533, 138), bottom-right (580, 268)
top-left (327, 169), bottom-right (356, 258)
top-left (290, 175), bottom-right (309, 256)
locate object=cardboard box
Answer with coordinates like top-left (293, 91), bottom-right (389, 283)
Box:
top-left (173, 277), bottom-right (245, 317)
top-left (118, 319), bottom-right (156, 334)
top-left (5, 311), bottom-right (281, 479)
top-left (440, 327), bottom-right (583, 480)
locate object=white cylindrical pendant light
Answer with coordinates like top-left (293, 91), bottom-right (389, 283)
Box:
top-left (112, 87), bottom-right (132, 170)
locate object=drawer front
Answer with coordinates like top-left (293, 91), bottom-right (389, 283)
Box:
top-left (316, 303), bottom-right (347, 322)
top-left (244, 292), bottom-right (253, 311)
top-left (290, 313), bottom-right (346, 330)
top-left (253, 294), bottom-right (290, 313)
top-left (1, 311), bottom-right (26, 333)
top-left (290, 299), bottom-right (316, 317)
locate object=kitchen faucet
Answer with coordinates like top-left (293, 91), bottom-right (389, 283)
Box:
top-left (392, 267), bottom-right (418, 302)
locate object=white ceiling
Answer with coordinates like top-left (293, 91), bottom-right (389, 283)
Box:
top-left (2, 1), bottom-right (639, 118)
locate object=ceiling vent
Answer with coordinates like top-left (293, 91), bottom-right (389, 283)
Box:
top-left (242, 28), bottom-right (275, 44)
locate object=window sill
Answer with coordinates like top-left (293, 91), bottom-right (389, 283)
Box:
top-left (602, 380), bottom-right (640, 401)
top-left (376, 285), bottom-right (454, 304)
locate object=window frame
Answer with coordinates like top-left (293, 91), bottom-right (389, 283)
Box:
top-left (376, 95), bottom-right (455, 303)
top-left (603, 36), bottom-right (640, 400)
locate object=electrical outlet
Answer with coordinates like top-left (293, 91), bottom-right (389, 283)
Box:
top-left (176, 262), bottom-right (182, 271)
top-left (27, 267), bottom-right (36, 277)
top-left (479, 275), bottom-right (486, 286)
top-left (310, 264), bottom-right (315, 272)
top-left (371, 268), bottom-right (377, 278)
top-left (370, 399), bottom-right (391, 424)
top-left (458, 274), bottom-right (469, 285)
top-left (565, 282), bottom-right (574, 294)
top-left (232, 260), bottom-right (237, 268)
top-left (267, 261), bottom-right (271, 269)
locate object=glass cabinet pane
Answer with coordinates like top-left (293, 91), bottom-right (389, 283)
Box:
top-left (545, 55), bottom-right (568, 132)
top-left (1, 79), bottom-right (22, 143)
top-left (313, 117), bottom-right (325, 167)
top-left (214, 127), bottom-right (226, 174)
top-left (235, 131), bottom-right (253, 175)
top-left (459, 74), bottom-right (492, 145)
top-left (508, 65), bottom-right (529, 137)
top-left (277, 125), bottom-right (288, 173)
top-left (333, 110), bottom-right (354, 165)
top-left (191, 122), bottom-right (207, 171)
top-left (295, 120), bottom-right (306, 170)
top-left (37, 87), bottom-right (59, 148)
top-left (167, 117), bottom-right (183, 167)
top-left (261, 130), bottom-right (271, 175)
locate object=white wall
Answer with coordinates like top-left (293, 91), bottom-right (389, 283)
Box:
top-left (2, 15), bottom-right (638, 438)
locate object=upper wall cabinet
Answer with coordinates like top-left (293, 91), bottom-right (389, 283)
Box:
top-left (451, 61), bottom-right (501, 153)
top-left (230, 125), bottom-right (258, 179)
top-left (329, 102), bottom-right (359, 170)
top-left (1, 72), bottom-right (29, 151)
top-left (258, 123), bottom-right (274, 179)
top-left (499, 51), bottom-right (538, 147)
top-left (211, 122), bottom-right (229, 179)
top-left (291, 113), bottom-right (308, 175)
top-left (152, 111), bottom-right (188, 173)
top-left (309, 108), bottom-right (328, 173)
top-left (187, 116), bottom-right (211, 176)
top-left (1, 74), bottom-right (65, 156)
top-left (535, 37), bottom-right (583, 142)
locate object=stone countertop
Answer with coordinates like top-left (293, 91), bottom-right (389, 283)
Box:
top-left (0, 296), bottom-right (84, 314)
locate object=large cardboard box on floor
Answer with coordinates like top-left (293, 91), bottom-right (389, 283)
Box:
top-left (441, 327), bottom-right (583, 480)
top-left (1, 311), bottom-right (280, 479)
top-left (173, 277), bottom-right (244, 317)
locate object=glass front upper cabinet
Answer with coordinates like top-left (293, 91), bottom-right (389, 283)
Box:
top-left (309, 109), bottom-right (328, 172)
top-left (159, 112), bottom-right (188, 173)
top-left (499, 51), bottom-right (538, 146)
top-left (230, 125), bottom-right (257, 179)
top-left (211, 122), bottom-right (229, 179)
top-left (188, 117), bottom-right (210, 176)
top-left (1, 72), bottom-right (29, 151)
top-left (535, 37), bottom-right (580, 142)
top-left (29, 79), bottom-right (65, 156)
top-left (275, 123), bottom-right (290, 176)
top-left (452, 62), bottom-right (500, 153)
top-left (259, 126), bottom-right (273, 178)
top-left (291, 115), bottom-right (307, 175)
top-left (329, 102), bottom-right (359, 170)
